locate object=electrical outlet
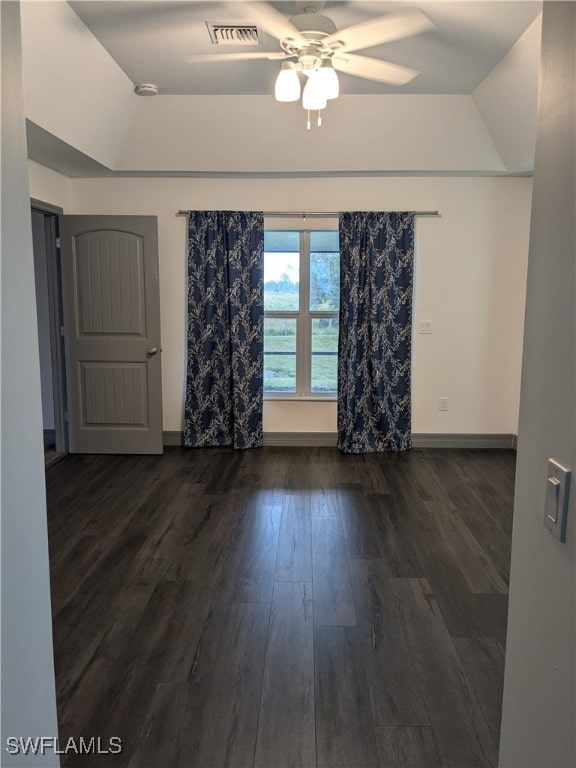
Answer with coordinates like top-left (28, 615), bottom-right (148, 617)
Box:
top-left (438, 397), bottom-right (448, 411)
top-left (418, 320), bottom-right (432, 334)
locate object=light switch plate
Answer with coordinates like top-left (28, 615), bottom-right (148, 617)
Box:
top-left (543, 459), bottom-right (571, 542)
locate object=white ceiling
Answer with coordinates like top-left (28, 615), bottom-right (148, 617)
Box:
top-left (69, 1), bottom-right (542, 96)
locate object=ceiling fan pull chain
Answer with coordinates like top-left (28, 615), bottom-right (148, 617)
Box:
top-left (317, 110), bottom-right (322, 127)
top-left (307, 109), bottom-right (311, 130)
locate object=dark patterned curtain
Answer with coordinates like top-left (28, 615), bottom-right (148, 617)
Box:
top-left (338, 212), bottom-right (415, 453)
top-left (184, 211), bottom-right (264, 449)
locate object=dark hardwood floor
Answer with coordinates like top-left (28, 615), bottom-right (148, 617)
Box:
top-left (46, 446), bottom-right (515, 768)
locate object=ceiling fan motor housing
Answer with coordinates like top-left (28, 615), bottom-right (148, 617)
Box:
top-left (281, 13), bottom-right (341, 62)
top-left (289, 13), bottom-right (338, 37)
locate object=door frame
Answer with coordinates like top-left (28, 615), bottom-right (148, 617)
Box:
top-left (30, 198), bottom-right (69, 454)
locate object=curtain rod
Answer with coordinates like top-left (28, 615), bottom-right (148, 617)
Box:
top-left (176, 210), bottom-right (439, 218)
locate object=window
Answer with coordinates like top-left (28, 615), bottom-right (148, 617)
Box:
top-left (264, 230), bottom-right (339, 397)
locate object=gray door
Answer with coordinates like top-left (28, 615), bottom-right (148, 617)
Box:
top-left (61, 216), bottom-right (163, 454)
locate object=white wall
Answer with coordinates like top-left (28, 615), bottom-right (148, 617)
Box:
top-left (472, 15), bottom-right (542, 174)
top-left (29, 160), bottom-right (71, 211)
top-left (20, 1), bottom-right (138, 169)
top-left (118, 94), bottom-right (505, 174)
top-left (61, 175), bottom-right (531, 436)
top-left (499, 3), bottom-right (575, 766)
top-left (0, 2), bottom-right (60, 764)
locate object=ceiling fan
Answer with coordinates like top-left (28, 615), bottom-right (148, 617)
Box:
top-left (184, 2), bottom-right (434, 128)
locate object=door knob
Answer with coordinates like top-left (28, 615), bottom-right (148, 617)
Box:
top-left (147, 346), bottom-right (159, 356)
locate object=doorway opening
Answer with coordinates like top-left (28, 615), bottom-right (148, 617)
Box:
top-left (31, 198), bottom-right (68, 467)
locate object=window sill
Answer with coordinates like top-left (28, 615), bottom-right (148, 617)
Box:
top-left (264, 393), bottom-right (337, 402)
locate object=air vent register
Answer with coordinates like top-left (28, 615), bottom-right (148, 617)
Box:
top-left (206, 23), bottom-right (259, 45)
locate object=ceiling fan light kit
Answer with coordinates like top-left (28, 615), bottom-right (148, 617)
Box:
top-left (272, 11), bottom-right (342, 128)
top-left (276, 57), bottom-right (338, 126)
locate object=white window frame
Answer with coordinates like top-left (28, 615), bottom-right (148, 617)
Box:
top-left (264, 229), bottom-right (339, 401)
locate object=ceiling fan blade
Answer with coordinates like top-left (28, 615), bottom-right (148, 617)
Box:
top-left (324, 9), bottom-right (434, 54)
top-left (184, 51), bottom-right (286, 63)
top-left (332, 54), bottom-right (419, 86)
top-left (225, 1), bottom-right (298, 42)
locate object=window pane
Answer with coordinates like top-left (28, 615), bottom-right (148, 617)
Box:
top-left (265, 230), bottom-right (300, 252)
top-left (264, 231), bottom-right (299, 311)
top-left (311, 317), bottom-right (338, 393)
top-left (310, 230), bottom-right (339, 252)
top-left (309, 231), bottom-right (339, 312)
top-left (264, 317), bottom-right (297, 392)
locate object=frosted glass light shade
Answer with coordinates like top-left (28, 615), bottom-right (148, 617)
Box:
top-left (275, 63), bottom-right (301, 102)
top-left (302, 72), bottom-right (327, 110)
top-left (317, 61), bottom-right (339, 99)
